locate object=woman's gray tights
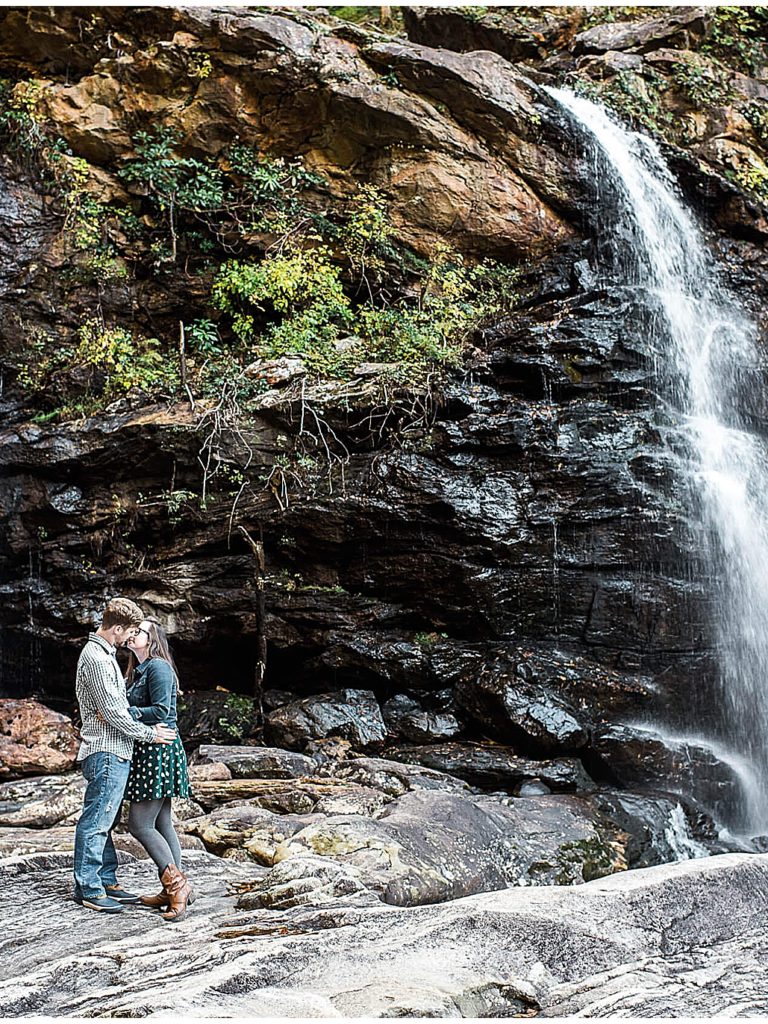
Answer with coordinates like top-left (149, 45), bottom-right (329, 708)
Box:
top-left (128, 798), bottom-right (182, 873)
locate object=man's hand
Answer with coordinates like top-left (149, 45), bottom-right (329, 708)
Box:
top-left (152, 724), bottom-right (176, 745)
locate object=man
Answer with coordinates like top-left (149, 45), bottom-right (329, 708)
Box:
top-left (73, 597), bottom-right (176, 913)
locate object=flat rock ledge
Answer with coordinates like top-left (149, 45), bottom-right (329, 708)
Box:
top-left (1, 849), bottom-right (767, 1016)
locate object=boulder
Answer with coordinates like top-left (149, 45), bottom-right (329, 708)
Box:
top-left (187, 762), bottom-right (233, 783)
top-left (382, 694), bottom-right (461, 744)
top-left (0, 772), bottom-right (86, 827)
top-left (190, 777), bottom-right (387, 817)
top-left (193, 744), bottom-right (316, 779)
top-left (385, 741), bottom-right (597, 792)
top-left (328, 755), bottom-right (474, 797)
top-left (454, 666), bottom-right (588, 756)
top-left (231, 854), bottom-right (377, 911)
top-left (180, 803), bottom-right (322, 864)
top-left (266, 689), bottom-right (387, 752)
top-left (592, 723), bottom-right (744, 818)
top-left (585, 790), bottom-right (721, 868)
top-left (271, 788), bottom-right (627, 905)
top-left (453, 646), bottom-right (656, 755)
top-left (572, 7), bottom-right (709, 55)
top-left (0, 700), bottom-right (80, 780)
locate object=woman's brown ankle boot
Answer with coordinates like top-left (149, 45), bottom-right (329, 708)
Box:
top-left (139, 869), bottom-right (169, 909)
top-left (160, 864), bottom-right (193, 922)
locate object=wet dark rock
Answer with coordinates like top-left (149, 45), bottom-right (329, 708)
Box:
top-left (385, 741), bottom-right (596, 793)
top-left (402, 6), bottom-right (577, 64)
top-left (592, 724), bottom-right (742, 818)
top-left (453, 661), bottom-right (587, 756)
top-left (453, 646), bottom-right (657, 757)
top-left (381, 694), bottom-right (461, 744)
top-left (584, 790), bottom-right (721, 868)
top-left (266, 689), bottom-right (387, 752)
top-left (262, 689), bottom-right (297, 711)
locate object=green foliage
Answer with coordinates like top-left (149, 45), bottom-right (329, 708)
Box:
top-left (120, 127), bottom-right (225, 213)
top-left (186, 318), bottom-right (222, 358)
top-left (700, 7), bottom-right (768, 77)
top-left (671, 60), bottom-right (729, 110)
top-left (0, 78), bottom-right (47, 160)
top-left (745, 100), bottom-right (768, 151)
top-left (339, 183), bottom-right (397, 282)
top-left (188, 52), bottom-right (213, 80)
top-left (730, 157), bottom-right (768, 204)
top-left (211, 229), bottom-right (520, 383)
top-left (226, 142), bottom-right (324, 235)
top-left (16, 329), bottom-right (74, 394)
top-left (218, 694), bottom-right (255, 741)
top-left (119, 131), bottom-right (324, 262)
top-left (212, 245), bottom-right (354, 371)
top-left (414, 631), bottom-right (448, 645)
top-left (575, 69), bottom-right (673, 136)
top-left (75, 318), bottom-right (170, 400)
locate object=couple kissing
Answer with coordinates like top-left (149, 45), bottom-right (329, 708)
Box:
top-left (72, 597), bottom-right (194, 921)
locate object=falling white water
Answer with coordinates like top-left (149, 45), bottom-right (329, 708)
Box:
top-left (664, 804), bottom-right (710, 861)
top-left (547, 88), bottom-right (768, 835)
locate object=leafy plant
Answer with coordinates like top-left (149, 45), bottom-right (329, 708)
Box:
top-left (218, 694), bottom-right (255, 741)
top-left (71, 318), bottom-right (178, 405)
top-left (700, 7), bottom-right (768, 77)
top-left (671, 60), bottom-right (729, 110)
top-left (186, 318), bottom-right (222, 358)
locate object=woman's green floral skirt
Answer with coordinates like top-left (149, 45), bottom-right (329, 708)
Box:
top-left (126, 733), bottom-right (189, 801)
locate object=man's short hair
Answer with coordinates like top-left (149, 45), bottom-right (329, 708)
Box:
top-left (101, 597), bottom-right (143, 629)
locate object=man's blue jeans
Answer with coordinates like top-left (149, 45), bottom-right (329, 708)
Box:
top-left (73, 752), bottom-right (131, 899)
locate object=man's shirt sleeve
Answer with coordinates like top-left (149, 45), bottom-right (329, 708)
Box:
top-left (81, 654), bottom-right (156, 742)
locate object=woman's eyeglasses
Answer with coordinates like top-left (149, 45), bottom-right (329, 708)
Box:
top-left (134, 627), bottom-right (151, 639)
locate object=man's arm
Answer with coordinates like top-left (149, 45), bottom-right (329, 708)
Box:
top-left (81, 654), bottom-right (158, 742)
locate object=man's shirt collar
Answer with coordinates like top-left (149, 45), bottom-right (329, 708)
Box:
top-left (88, 632), bottom-right (116, 656)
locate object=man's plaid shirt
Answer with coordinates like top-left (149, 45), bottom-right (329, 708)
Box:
top-left (75, 633), bottom-right (156, 761)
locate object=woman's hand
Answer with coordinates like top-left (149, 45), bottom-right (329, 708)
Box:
top-left (95, 709), bottom-right (106, 723)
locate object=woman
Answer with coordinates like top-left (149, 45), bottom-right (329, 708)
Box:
top-left (124, 616), bottom-right (195, 921)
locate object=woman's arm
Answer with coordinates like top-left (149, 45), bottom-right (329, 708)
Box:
top-left (129, 660), bottom-right (174, 724)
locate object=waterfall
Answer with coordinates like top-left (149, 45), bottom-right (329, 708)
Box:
top-left (547, 88), bottom-right (768, 836)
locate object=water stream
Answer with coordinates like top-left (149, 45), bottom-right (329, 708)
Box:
top-left (547, 88), bottom-right (768, 836)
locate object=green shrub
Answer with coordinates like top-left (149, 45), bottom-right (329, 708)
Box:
top-left (700, 7), bottom-right (768, 77)
top-left (75, 319), bottom-right (170, 400)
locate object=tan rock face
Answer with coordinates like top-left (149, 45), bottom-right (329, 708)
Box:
top-left (0, 7), bottom-right (576, 262)
top-left (0, 699), bottom-right (79, 780)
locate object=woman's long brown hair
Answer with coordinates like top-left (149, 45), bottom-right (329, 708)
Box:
top-left (124, 616), bottom-right (183, 694)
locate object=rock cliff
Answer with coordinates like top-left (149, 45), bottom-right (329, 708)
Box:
top-left (1, 6), bottom-right (767, 844)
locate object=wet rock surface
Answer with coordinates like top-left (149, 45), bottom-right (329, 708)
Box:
top-left (266, 689), bottom-right (388, 752)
